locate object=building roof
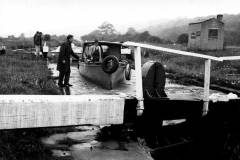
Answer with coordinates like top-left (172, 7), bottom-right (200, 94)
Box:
top-left (189, 18), bottom-right (224, 25)
top-left (84, 41), bottom-right (122, 46)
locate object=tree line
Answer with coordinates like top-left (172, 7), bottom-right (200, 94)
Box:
top-left (81, 22), bottom-right (172, 44)
top-left (0, 22), bottom-right (188, 50)
top-left (0, 34), bottom-right (81, 50)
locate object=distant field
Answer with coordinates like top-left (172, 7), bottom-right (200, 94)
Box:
top-left (0, 50), bottom-right (60, 94)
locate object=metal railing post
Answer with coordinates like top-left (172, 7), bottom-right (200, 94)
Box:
top-left (134, 46), bottom-right (144, 116)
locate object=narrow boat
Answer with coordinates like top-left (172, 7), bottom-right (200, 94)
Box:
top-left (78, 41), bottom-right (131, 90)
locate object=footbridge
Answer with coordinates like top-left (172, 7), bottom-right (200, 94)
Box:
top-left (1, 42), bottom-right (240, 130)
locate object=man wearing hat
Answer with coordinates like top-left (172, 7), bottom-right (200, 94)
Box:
top-left (57, 35), bottom-right (79, 87)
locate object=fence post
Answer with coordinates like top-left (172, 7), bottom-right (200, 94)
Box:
top-left (203, 59), bottom-right (211, 115)
top-left (134, 46), bottom-right (144, 116)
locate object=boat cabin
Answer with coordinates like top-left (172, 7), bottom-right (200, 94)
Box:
top-left (82, 41), bottom-right (123, 62)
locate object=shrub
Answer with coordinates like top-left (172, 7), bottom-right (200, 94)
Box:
top-left (176, 33), bottom-right (188, 44)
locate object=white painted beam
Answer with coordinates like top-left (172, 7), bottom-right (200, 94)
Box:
top-left (134, 47), bottom-right (144, 116)
top-left (124, 41), bottom-right (222, 61)
top-left (0, 95), bottom-right (125, 130)
top-left (203, 59), bottom-right (211, 115)
top-left (220, 56), bottom-right (240, 61)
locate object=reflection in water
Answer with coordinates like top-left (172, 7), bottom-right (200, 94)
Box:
top-left (48, 63), bottom-right (136, 98)
top-left (41, 126), bottom-right (152, 160)
top-left (48, 63), bottom-right (226, 99)
top-left (59, 87), bottom-right (71, 95)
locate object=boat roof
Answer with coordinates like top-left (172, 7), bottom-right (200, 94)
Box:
top-left (83, 41), bottom-right (123, 46)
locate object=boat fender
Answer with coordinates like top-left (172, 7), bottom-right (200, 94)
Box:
top-left (125, 63), bottom-right (131, 80)
top-left (101, 55), bottom-right (119, 74)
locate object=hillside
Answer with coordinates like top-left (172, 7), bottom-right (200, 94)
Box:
top-left (145, 13), bottom-right (240, 45)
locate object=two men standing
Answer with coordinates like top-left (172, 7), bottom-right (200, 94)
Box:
top-left (57, 35), bottom-right (79, 87)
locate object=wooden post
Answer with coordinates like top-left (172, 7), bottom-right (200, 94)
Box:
top-left (134, 46), bottom-right (144, 116)
top-left (203, 59), bottom-right (211, 116)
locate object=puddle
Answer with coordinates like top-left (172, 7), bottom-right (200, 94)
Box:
top-left (41, 125), bottom-right (153, 160)
top-left (52, 150), bottom-right (71, 157)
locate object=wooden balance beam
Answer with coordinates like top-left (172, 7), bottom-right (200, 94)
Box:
top-left (0, 95), bottom-right (125, 130)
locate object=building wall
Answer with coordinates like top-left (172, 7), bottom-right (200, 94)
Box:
top-left (201, 19), bottom-right (224, 50)
top-left (187, 19), bottom-right (224, 51)
top-left (188, 23), bottom-right (202, 50)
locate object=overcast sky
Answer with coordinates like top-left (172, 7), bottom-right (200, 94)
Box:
top-left (0, 0), bottom-right (239, 39)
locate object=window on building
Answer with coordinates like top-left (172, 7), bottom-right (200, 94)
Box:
top-left (191, 33), bottom-right (196, 39)
top-left (196, 31), bottom-right (201, 36)
top-left (208, 29), bottom-right (218, 39)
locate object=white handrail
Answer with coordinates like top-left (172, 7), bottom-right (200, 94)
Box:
top-left (220, 56), bottom-right (240, 61)
top-left (123, 41), bottom-right (222, 61)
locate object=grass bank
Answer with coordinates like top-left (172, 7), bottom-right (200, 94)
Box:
top-left (0, 50), bottom-right (61, 160)
top-left (0, 50), bottom-right (60, 94)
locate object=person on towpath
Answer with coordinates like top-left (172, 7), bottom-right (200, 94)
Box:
top-left (33, 31), bottom-right (42, 57)
top-left (57, 35), bottom-right (79, 87)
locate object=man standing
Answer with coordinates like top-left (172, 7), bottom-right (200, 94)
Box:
top-left (90, 40), bottom-right (102, 62)
top-left (39, 32), bottom-right (43, 56)
top-left (0, 43), bottom-right (6, 55)
top-left (57, 35), bottom-right (79, 87)
top-left (33, 31), bottom-right (42, 57)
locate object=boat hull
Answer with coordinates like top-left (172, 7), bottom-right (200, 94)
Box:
top-left (79, 62), bottom-right (126, 90)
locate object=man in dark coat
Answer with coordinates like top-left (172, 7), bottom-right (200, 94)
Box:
top-left (57, 35), bottom-right (79, 87)
top-left (33, 31), bottom-right (42, 57)
top-left (39, 32), bottom-right (43, 55)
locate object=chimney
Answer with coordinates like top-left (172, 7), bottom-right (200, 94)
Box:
top-left (217, 14), bottom-right (223, 21)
